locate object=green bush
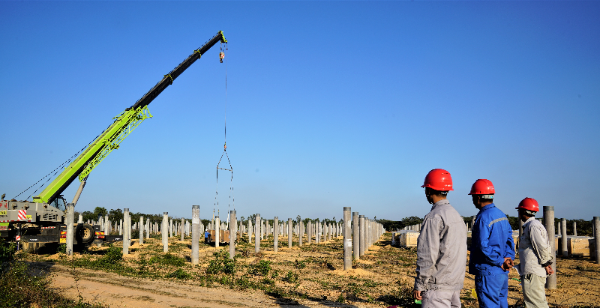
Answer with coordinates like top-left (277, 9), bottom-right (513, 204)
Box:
top-left (58, 243), bottom-right (67, 254)
top-left (218, 275), bottom-right (232, 285)
top-left (248, 260), bottom-right (271, 276)
top-left (271, 269), bottom-right (280, 278)
top-left (0, 239), bottom-right (104, 307)
top-left (0, 238), bottom-right (16, 267)
top-left (207, 250), bottom-right (236, 275)
top-left (102, 245), bottom-right (123, 263)
top-left (236, 277), bottom-right (257, 290)
top-left (295, 259), bottom-right (307, 269)
top-left (261, 277), bottom-right (274, 285)
top-left (167, 268), bottom-right (192, 279)
top-left (283, 270), bottom-right (298, 283)
top-left (70, 244), bottom-right (129, 275)
top-left (149, 253), bottom-right (185, 267)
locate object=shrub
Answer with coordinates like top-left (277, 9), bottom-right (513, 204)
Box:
top-left (283, 270), bottom-right (298, 283)
top-left (248, 260), bottom-right (271, 276)
top-left (0, 239), bottom-right (104, 307)
top-left (207, 250), bottom-right (235, 275)
top-left (102, 245), bottom-right (123, 263)
top-left (167, 268), bottom-right (192, 280)
top-left (261, 277), bottom-right (274, 285)
top-left (295, 259), bottom-right (307, 269)
top-left (271, 269), bottom-right (279, 278)
top-left (57, 243), bottom-right (67, 254)
top-left (149, 253), bottom-right (185, 267)
top-left (236, 277), bottom-right (253, 290)
top-left (0, 239), bottom-right (16, 267)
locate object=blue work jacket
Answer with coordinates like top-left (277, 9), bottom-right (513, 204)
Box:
top-left (469, 203), bottom-right (515, 276)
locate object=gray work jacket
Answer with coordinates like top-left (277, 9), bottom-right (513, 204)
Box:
top-left (518, 217), bottom-right (553, 277)
top-left (414, 199), bottom-right (467, 291)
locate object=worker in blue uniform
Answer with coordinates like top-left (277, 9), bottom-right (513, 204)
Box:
top-left (468, 179), bottom-right (515, 308)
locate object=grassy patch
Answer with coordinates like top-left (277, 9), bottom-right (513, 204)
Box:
top-left (207, 250), bottom-right (236, 275)
top-left (167, 268), bottom-right (192, 279)
top-left (149, 253), bottom-right (186, 267)
top-left (0, 239), bottom-right (105, 307)
top-left (248, 260), bottom-right (271, 276)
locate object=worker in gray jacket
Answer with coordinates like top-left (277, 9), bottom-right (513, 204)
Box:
top-left (516, 197), bottom-right (554, 308)
top-left (414, 169), bottom-right (468, 308)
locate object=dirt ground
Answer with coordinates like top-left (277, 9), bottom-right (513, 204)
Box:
top-left (25, 233), bottom-right (600, 307)
top-left (46, 264), bottom-right (296, 308)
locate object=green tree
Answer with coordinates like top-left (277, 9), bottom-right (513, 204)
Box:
top-left (93, 207), bottom-right (107, 218)
top-left (81, 210), bottom-right (95, 222)
top-left (108, 208), bottom-right (123, 222)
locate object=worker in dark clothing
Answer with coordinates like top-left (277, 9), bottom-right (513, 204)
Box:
top-left (468, 179), bottom-right (515, 308)
top-left (414, 169), bottom-right (467, 308)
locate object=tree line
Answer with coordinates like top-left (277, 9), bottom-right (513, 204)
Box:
top-left (378, 216), bottom-right (596, 237)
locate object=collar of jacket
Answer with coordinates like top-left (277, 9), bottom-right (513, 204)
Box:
top-left (431, 199), bottom-right (450, 211)
top-left (478, 203), bottom-right (496, 213)
top-left (522, 216), bottom-right (536, 226)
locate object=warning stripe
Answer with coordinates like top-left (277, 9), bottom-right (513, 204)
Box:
top-left (17, 210), bottom-right (27, 220)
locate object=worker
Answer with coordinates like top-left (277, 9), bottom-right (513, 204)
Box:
top-left (468, 179), bottom-right (515, 308)
top-left (516, 197), bottom-right (554, 308)
top-left (413, 169), bottom-right (467, 308)
top-left (205, 230), bottom-right (210, 243)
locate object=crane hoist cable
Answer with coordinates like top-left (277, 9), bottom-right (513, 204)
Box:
top-left (214, 41), bottom-right (234, 228)
top-left (13, 130), bottom-right (103, 201)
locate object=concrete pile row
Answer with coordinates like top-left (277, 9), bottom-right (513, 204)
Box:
top-left (64, 206), bottom-right (385, 271)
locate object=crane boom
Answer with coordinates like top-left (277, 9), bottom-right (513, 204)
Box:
top-left (132, 31), bottom-right (227, 109)
top-left (32, 31), bottom-right (227, 205)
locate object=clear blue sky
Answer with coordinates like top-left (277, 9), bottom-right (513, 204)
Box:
top-left (1, 1), bottom-right (599, 222)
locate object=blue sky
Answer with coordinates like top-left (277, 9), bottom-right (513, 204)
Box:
top-left (1, 1), bottom-right (599, 222)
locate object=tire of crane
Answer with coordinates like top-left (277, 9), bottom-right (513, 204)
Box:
top-left (76, 223), bottom-right (95, 245)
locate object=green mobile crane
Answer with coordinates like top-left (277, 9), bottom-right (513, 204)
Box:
top-left (0, 31), bottom-right (227, 251)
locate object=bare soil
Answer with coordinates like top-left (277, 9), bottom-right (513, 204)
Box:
top-left (46, 264), bottom-right (288, 308)
top-left (26, 233), bottom-right (600, 307)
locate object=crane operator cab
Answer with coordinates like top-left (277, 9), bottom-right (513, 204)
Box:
top-left (50, 195), bottom-right (67, 212)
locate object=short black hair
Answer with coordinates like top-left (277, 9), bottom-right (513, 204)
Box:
top-left (472, 194), bottom-right (494, 200)
top-left (520, 208), bottom-right (537, 217)
top-left (427, 188), bottom-right (448, 196)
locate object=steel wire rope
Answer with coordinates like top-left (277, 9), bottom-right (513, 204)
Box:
top-left (214, 41), bottom-right (234, 230)
top-left (225, 42), bottom-right (234, 213)
top-left (14, 129), bottom-right (105, 201)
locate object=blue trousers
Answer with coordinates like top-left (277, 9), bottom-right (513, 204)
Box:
top-left (475, 272), bottom-right (508, 308)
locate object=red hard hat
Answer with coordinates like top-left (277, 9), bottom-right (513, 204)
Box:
top-left (516, 197), bottom-right (539, 212)
top-left (468, 179), bottom-right (495, 195)
top-left (422, 169), bottom-right (453, 191)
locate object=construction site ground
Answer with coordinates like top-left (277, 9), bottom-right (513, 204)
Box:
top-left (23, 233), bottom-right (600, 308)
